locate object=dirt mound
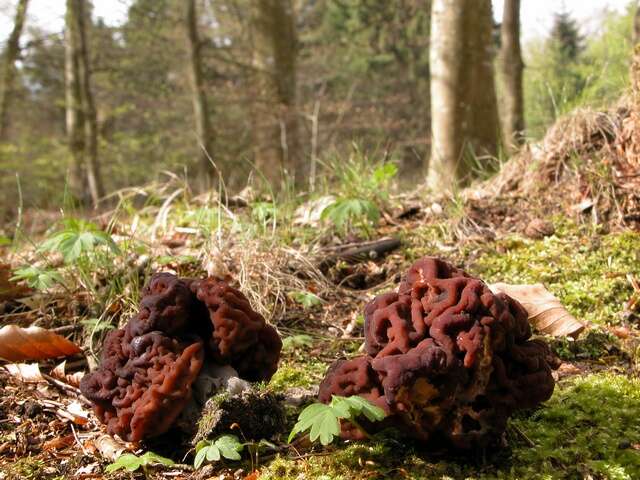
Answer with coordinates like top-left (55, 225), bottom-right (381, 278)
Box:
top-left (467, 54), bottom-right (640, 232)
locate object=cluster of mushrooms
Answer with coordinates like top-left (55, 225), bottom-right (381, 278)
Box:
top-left (81, 257), bottom-right (558, 450)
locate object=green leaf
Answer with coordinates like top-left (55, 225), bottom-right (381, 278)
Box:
top-left (193, 435), bottom-right (243, 468)
top-left (321, 198), bottom-right (380, 232)
top-left (288, 395), bottom-right (387, 446)
top-left (340, 395), bottom-right (386, 422)
top-left (193, 447), bottom-right (208, 469)
top-left (38, 219), bottom-right (120, 263)
top-left (288, 291), bottom-right (324, 309)
top-left (140, 451), bottom-right (174, 467)
top-left (205, 445), bottom-right (221, 462)
top-left (288, 403), bottom-right (341, 445)
top-left (105, 453), bottom-right (142, 473)
top-left (215, 435), bottom-right (244, 460)
top-left (11, 266), bottom-right (63, 290)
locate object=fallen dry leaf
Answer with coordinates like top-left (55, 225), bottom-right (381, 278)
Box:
top-left (489, 283), bottom-right (586, 338)
top-left (51, 360), bottom-right (85, 387)
top-left (43, 434), bottom-right (75, 451)
top-left (0, 324), bottom-right (82, 361)
top-left (0, 263), bottom-right (32, 301)
top-left (93, 434), bottom-right (128, 461)
top-left (56, 400), bottom-right (90, 425)
top-left (3, 363), bottom-right (44, 382)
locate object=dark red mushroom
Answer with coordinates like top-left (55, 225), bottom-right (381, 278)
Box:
top-left (319, 257), bottom-right (558, 449)
top-left (80, 273), bottom-right (282, 442)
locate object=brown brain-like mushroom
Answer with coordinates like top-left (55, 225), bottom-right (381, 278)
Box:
top-left (80, 273), bottom-right (282, 442)
top-left (319, 257), bottom-right (558, 449)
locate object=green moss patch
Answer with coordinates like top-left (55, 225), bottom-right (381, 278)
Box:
top-left (469, 224), bottom-right (640, 325)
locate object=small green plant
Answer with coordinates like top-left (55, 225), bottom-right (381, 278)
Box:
top-left (282, 334), bottom-right (314, 352)
top-left (39, 218), bottom-right (120, 263)
top-left (288, 395), bottom-right (386, 446)
top-left (11, 266), bottom-right (63, 290)
top-left (321, 198), bottom-right (380, 235)
top-left (251, 202), bottom-right (276, 223)
top-left (105, 451), bottom-right (174, 474)
top-left (288, 290), bottom-right (324, 309)
top-left (193, 434), bottom-right (244, 469)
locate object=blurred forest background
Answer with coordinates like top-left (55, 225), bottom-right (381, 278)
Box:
top-left (0, 0), bottom-right (638, 220)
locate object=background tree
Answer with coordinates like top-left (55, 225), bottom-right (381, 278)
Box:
top-left (250, 0), bottom-right (300, 187)
top-left (634, 1), bottom-right (640, 45)
top-left (184, 0), bottom-right (214, 189)
top-left (0, 0), bottom-right (29, 141)
top-left (65, 0), bottom-right (87, 201)
top-left (498, 0), bottom-right (525, 152)
top-left (428, 0), bottom-right (500, 189)
top-left (75, 0), bottom-right (103, 205)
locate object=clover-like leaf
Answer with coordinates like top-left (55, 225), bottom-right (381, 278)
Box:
top-left (215, 435), bottom-right (243, 460)
top-left (193, 435), bottom-right (243, 469)
top-left (105, 454), bottom-right (142, 473)
top-left (106, 451), bottom-right (174, 473)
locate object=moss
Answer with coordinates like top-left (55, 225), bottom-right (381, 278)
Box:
top-left (259, 373), bottom-right (640, 480)
top-left (269, 358), bottom-right (328, 392)
top-left (2, 458), bottom-right (47, 480)
top-left (509, 373), bottom-right (640, 479)
top-left (469, 221), bottom-right (640, 325)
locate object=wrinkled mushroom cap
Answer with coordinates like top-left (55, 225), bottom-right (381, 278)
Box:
top-left (319, 257), bottom-right (558, 449)
top-left (81, 273), bottom-right (282, 441)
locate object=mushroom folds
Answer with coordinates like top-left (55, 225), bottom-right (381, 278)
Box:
top-left (319, 257), bottom-right (559, 449)
top-left (80, 273), bottom-right (281, 442)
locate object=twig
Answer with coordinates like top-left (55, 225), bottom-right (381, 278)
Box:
top-left (42, 373), bottom-right (92, 406)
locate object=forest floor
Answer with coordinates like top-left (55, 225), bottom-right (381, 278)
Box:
top-left (1, 99), bottom-right (640, 480)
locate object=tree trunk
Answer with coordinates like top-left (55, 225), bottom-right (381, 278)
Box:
top-left (75, 0), bottom-right (104, 206)
top-left (428, 0), bottom-right (500, 189)
top-left (250, 0), bottom-right (301, 188)
top-left (499, 0), bottom-right (525, 153)
top-left (65, 0), bottom-right (86, 201)
top-left (0, 0), bottom-right (29, 141)
top-left (184, 0), bottom-right (214, 190)
top-left (634, 2), bottom-right (640, 45)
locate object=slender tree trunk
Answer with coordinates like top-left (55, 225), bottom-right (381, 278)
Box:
top-left (0, 0), bottom-right (29, 141)
top-left (65, 0), bottom-right (86, 201)
top-left (428, 0), bottom-right (500, 189)
top-left (633, 2), bottom-right (640, 45)
top-left (184, 0), bottom-right (214, 190)
top-left (250, 0), bottom-right (301, 188)
top-left (75, 0), bottom-right (103, 206)
top-left (499, 0), bottom-right (525, 153)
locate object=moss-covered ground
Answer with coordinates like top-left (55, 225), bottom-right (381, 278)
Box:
top-left (260, 217), bottom-right (640, 480)
top-left (1, 192), bottom-right (639, 480)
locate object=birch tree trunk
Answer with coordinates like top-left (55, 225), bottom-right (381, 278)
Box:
top-left (0, 0), bottom-right (29, 141)
top-left (428, 0), bottom-right (500, 189)
top-left (499, 0), bottom-right (525, 152)
top-left (250, 0), bottom-right (301, 188)
top-left (75, 0), bottom-right (104, 206)
top-left (65, 0), bottom-right (86, 201)
top-left (184, 0), bottom-right (214, 190)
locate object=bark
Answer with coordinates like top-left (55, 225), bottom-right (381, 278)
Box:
top-left (634, 2), bottom-right (640, 46)
top-left (499, 0), bottom-right (525, 153)
top-left (75, 0), bottom-right (104, 206)
top-left (428, 0), bottom-right (500, 189)
top-left (0, 0), bottom-right (29, 141)
top-left (65, 0), bottom-right (86, 200)
top-left (184, 0), bottom-right (214, 190)
top-left (250, 0), bottom-right (301, 188)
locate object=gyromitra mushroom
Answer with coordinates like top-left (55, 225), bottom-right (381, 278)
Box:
top-left (319, 257), bottom-right (558, 449)
top-left (80, 273), bottom-right (281, 442)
